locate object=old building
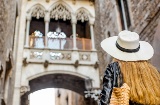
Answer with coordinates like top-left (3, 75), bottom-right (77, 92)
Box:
top-left (0, 0), bottom-right (160, 105)
top-left (94, 0), bottom-right (160, 77)
top-left (0, 0), bottom-right (16, 104)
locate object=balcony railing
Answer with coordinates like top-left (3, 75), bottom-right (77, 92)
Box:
top-left (29, 36), bottom-right (92, 50)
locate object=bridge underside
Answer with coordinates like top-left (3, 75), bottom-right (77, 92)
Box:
top-left (21, 74), bottom-right (87, 105)
top-left (29, 73), bottom-right (86, 94)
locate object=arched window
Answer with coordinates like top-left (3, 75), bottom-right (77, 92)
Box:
top-left (76, 8), bottom-right (91, 50)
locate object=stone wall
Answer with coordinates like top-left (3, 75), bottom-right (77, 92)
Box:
top-left (129, 0), bottom-right (159, 34)
top-left (0, 0), bottom-right (16, 65)
top-left (94, 0), bottom-right (160, 83)
top-left (94, 0), bottom-right (120, 83)
top-left (0, 0), bottom-right (16, 104)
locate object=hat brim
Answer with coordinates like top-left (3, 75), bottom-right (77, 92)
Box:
top-left (101, 36), bottom-right (154, 61)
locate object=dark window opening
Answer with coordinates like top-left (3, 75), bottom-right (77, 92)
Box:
top-left (29, 17), bottom-right (45, 35)
top-left (76, 20), bottom-right (90, 39)
top-left (49, 19), bottom-right (72, 38)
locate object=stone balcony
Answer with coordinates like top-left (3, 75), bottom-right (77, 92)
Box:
top-left (23, 47), bottom-right (98, 66)
top-left (21, 37), bottom-right (100, 89)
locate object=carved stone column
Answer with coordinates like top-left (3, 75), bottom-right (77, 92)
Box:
top-left (71, 17), bottom-right (77, 50)
top-left (89, 18), bottom-right (96, 50)
top-left (25, 15), bottom-right (31, 47)
top-left (44, 11), bottom-right (50, 48)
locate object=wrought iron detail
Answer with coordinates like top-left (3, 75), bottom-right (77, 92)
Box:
top-left (84, 89), bottom-right (101, 101)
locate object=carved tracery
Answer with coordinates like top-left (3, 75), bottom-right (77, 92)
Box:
top-left (50, 4), bottom-right (71, 21)
top-left (76, 9), bottom-right (89, 22)
top-left (31, 6), bottom-right (45, 19)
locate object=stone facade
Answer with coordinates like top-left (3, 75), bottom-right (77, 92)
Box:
top-left (0, 0), bottom-right (16, 105)
top-left (94, 0), bottom-right (160, 84)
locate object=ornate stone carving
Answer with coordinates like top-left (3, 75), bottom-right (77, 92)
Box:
top-left (76, 9), bottom-right (89, 22)
top-left (31, 6), bottom-right (45, 19)
top-left (20, 86), bottom-right (30, 96)
top-left (44, 60), bottom-right (49, 68)
top-left (50, 52), bottom-right (71, 60)
top-left (23, 57), bottom-right (27, 66)
top-left (79, 53), bottom-right (90, 61)
top-left (30, 51), bottom-right (43, 59)
top-left (50, 4), bottom-right (71, 21)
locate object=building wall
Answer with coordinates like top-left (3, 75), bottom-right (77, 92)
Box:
top-left (94, 0), bottom-right (160, 84)
top-left (0, 0), bottom-right (16, 105)
top-left (13, 0), bottom-right (100, 105)
top-left (55, 89), bottom-right (86, 105)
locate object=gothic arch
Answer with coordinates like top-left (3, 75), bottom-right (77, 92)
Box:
top-left (21, 73), bottom-right (88, 105)
top-left (76, 7), bottom-right (93, 22)
top-left (27, 70), bottom-right (90, 85)
top-left (49, 1), bottom-right (72, 20)
top-left (27, 4), bottom-right (45, 19)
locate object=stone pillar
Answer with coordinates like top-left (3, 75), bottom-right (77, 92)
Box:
top-left (71, 18), bottom-right (77, 50)
top-left (89, 18), bottom-right (96, 51)
top-left (44, 11), bottom-right (50, 48)
top-left (25, 15), bottom-right (31, 47)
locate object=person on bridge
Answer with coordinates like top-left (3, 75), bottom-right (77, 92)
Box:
top-left (99, 30), bottom-right (160, 105)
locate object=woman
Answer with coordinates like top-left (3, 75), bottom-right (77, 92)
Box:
top-left (100, 30), bottom-right (160, 105)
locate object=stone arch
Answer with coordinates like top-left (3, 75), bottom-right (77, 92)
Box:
top-left (49, 1), bottom-right (72, 21)
top-left (27, 70), bottom-right (89, 82)
top-left (21, 72), bottom-right (89, 105)
top-left (29, 73), bottom-right (87, 94)
top-left (27, 4), bottom-right (46, 19)
top-left (76, 7), bottom-right (93, 22)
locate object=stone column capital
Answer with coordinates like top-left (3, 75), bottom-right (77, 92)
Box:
top-left (71, 19), bottom-right (77, 24)
top-left (71, 13), bottom-right (77, 24)
top-left (89, 17), bottom-right (95, 25)
top-left (26, 14), bottom-right (31, 21)
top-left (45, 11), bottom-right (50, 22)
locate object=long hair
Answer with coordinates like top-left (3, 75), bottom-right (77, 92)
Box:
top-left (114, 59), bottom-right (160, 104)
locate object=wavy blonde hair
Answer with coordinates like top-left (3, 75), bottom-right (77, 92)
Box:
top-left (113, 59), bottom-right (160, 104)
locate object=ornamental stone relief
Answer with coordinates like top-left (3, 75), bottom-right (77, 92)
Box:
top-left (50, 4), bottom-right (71, 21)
top-left (30, 51), bottom-right (43, 59)
top-left (79, 53), bottom-right (90, 61)
top-left (50, 52), bottom-right (71, 60)
top-left (76, 9), bottom-right (89, 22)
top-left (31, 6), bottom-right (45, 19)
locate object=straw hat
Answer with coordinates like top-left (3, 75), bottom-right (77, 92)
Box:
top-left (101, 30), bottom-right (154, 61)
